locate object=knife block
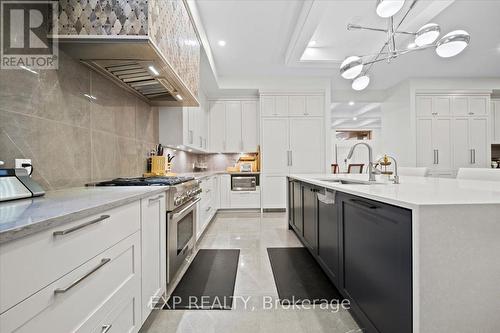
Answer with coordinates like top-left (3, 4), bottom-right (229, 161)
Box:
top-left (151, 156), bottom-right (166, 176)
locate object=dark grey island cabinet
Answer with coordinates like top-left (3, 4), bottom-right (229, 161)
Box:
top-left (287, 178), bottom-right (413, 333)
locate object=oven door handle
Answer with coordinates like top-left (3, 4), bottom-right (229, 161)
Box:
top-left (170, 198), bottom-right (200, 221)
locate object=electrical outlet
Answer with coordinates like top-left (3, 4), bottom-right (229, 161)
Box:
top-left (15, 158), bottom-right (32, 175)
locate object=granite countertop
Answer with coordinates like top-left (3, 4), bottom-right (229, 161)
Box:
top-left (289, 174), bottom-right (500, 209)
top-left (0, 186), bottom-right (167, 244)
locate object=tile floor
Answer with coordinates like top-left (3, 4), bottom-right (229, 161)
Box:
top-left (140, 211), bottom-right (360, 333)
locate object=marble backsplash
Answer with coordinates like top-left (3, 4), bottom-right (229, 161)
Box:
top-left (0, 50), bottom-right (159, 190)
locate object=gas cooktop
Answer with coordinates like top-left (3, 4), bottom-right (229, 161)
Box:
top-left (95, 176), bottom-right (195, 187)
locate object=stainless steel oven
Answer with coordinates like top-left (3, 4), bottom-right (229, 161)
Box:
top-left (167, 197), bottom-right (200, 282)
top-left (231, 175), bottom-right (257, 191)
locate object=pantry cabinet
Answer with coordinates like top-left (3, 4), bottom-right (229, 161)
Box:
top-left (416, 93), bottom-right (491, 175)
top-left (209, 99), bottom-right (259, 153)
top-left (492, 100), bottom-right (500, 143)
top-left (260, 92), bottom-right (325, 209)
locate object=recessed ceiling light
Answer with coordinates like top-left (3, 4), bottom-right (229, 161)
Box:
top-left (175, 94), bottom-right (183, 101)
top-left (308, 40), bottom-right (317, 47)
top-left (352, 117), bottom-right (358, 121)
top-left (349, 101), bottom-right (355, 106)
top-left (218, 40), bottom-right (226, 47)
top-left (188, 149), bottom-right (192, 152)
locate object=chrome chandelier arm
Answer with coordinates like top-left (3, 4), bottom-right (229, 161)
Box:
top-left (347, 24), bottom-right (416, 36)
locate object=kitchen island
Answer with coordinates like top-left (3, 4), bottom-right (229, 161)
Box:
top-left (287, 174), bottom-right (500, 333)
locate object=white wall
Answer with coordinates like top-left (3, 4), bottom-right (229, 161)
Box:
top-left (380, 81), bottom-right (413, 166)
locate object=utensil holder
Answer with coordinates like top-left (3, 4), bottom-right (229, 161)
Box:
top-left (151, 156), bottom-right (166, 176)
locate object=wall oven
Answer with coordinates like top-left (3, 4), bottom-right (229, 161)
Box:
top-left (167, 197), bottom-right (200, 282)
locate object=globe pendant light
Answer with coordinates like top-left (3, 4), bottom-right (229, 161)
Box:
top-left (376, 0), bottom-right (405, 18)
top-left (340, 56), bottom-right (363, 79)
top-left (415, 23), bottom-right (440, 47)
top-left (436, 30), bottom-right (470, 58)
top-left (352, 75), bottom-right (370, 91)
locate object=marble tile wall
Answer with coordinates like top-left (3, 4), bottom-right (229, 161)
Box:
top-left (0, 50), bottom-right (159, 190)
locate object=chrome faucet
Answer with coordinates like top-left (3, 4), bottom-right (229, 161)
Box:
top-left (347, 142), bottom-right (377, 182)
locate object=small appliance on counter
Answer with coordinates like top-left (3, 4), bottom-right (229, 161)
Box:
top-left (0, 168), bottom-right (45, 202)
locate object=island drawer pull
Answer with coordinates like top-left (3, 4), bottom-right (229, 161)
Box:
top-left (53, 215), bottom-right (110, 236)
top-left (149, 194), bottom-right (164, 204)
top-left (54, 258), bottom-right (111, 294)
top-left (350, 198), bottom-right (379, 210)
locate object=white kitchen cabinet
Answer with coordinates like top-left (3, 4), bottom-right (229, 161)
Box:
top-left (159, 91), bottom-right (209, 152)
top-left (492, 100), bottom-right (500, 143)
top-left (0, 233), bottom-right (142, 333)
top-left (209, 101), bottom-right (226, 152)
top-left (219, 174), bottom-right (231, 209)
top-left (416, 118), bottom-right (452, 171)
top-left (469, 96), bottom-right (488, 116)
top-left (260, 95), bottom-right (288, 117)
top-left (306, 95), bottom-right (324, 117)
top-left (262, 118), bottom-right (289, 174)
top-left (454, 117), bottom-right (489, 169)
top-left (230, 190), bottom-right (261, 209)
top-left (262, 175), bottom-right (286, 209)
top-left (451, 96), bottom-right (469, 116)
top-left (241, 101), bottom-right (259, 152)
top-left (288, 96), bottom-right (306, 116)
top-left (416, 95), bottom-right (450, 117)
top-left (140, 193), bottom-right (166, 324)
top-left (225, 101), bottom-right (243, 152)
top-left (209, 100), bottom-right (259, 153)
top-left (289, 118), bottom-right (324, 173)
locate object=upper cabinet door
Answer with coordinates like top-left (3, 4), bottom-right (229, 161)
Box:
top-left (241, 101), bottom-right (258, 152)
top-left (451, 96), bottom-right (469, 117)
top-left (225, 101), bottom-right (242, 152)
top-left (469, 96), bottom-right (488, 116)
top-left (453, 118), bottom-right (471, 169)
top-left (305, 95), bottom-right (324, 117)
top-left (416, 96), bottom-right (433, 117)
top-left (262, 118), bottom-right (289, 174)
top-left (275, 96), bottom-right (288, 117)
top-left (433, 96), bottom-right (451, 116)
top-left (289, 118), bottom-right (324, 173)
top-left (261, 96), bottom-right (275, 117)
top-left (209, 102), bottom-right (226, 152)
top-left (288, 96), bottom-right (307, 116)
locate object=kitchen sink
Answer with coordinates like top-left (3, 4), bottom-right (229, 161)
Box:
top-left (317, 178), bottom-right (388, 185)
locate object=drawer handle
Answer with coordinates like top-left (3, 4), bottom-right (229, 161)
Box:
top-left (53, 215), bottom-right (110, 236)
top-left (54, 258), bottom-right (111, 294)
top-left (148, 194), bottom-right (164, 204)
top-left (350, 198), bottom-right (379, 210)
top-left (101, 324), bottom-right (112, 333)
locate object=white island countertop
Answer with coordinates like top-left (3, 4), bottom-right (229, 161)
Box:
top-left (288, 173), bottom-right (500, 209)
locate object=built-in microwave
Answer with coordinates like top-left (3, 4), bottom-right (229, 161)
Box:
top-left (231, 175), bottom-right (259, 191)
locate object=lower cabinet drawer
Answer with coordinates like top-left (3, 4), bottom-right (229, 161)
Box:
top-left (0, 201), bottom-right (141, 314)
top-left (229, 191), bottom-right (260, 208)
top-left (0, 232), bottom-right (141, 333)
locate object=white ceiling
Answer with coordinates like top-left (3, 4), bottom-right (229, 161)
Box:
top-left (195, 0), bottom-right (500, 92)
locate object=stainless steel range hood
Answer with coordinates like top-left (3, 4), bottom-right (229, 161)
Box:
top-left (57, 37), bottom-right (199, 107)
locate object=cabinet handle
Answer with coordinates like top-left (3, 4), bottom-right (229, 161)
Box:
top-left (149, 194), bottom-right (164, 204)
top-left (470, 149), bottom-right (473, 164)
top-left (101, 325), bottom-right (112, 333)
top-left (286, 151), bottom-right (290, 166)
top-left (189, 130), bottom-right (193, 144)
top-left (289, 151), bottom-right (293, 166)
top-left (350, 198), bottom-right (379, 209)
top-left (206, 206), bottom-right (211, 212)
top-left (200, 136), bottom-right (203, 147)
top-left (472, 149), bottom-right (476, 164)
top-left (432, 112), bottom-right (438, 115)
top-left (53, 215), bottom-right (110, 236)
top-left (468, 112), bottom-right (474, 115)
top-left (54, 258), bottom-right (111, 294)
